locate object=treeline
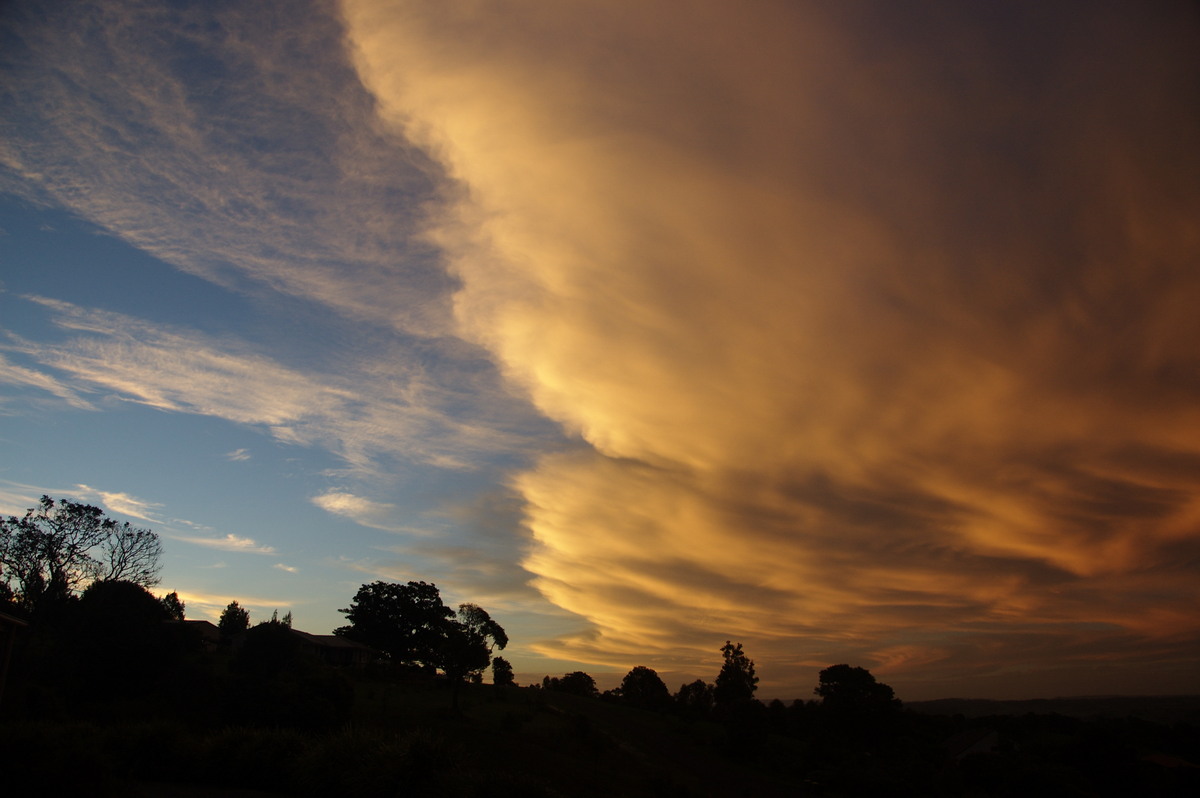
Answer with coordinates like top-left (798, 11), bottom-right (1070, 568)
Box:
top-left (4, 498), bottom-right (1199, 795)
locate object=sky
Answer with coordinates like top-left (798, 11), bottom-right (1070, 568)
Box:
top-left (2, 0), bottom-right (1199, 701)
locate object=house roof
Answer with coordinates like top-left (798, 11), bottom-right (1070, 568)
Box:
top-left (0, 610), bottom-right (29, 629)
top-left (290, 629), bottom-right (374, 651)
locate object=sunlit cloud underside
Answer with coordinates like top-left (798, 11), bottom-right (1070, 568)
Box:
top-left (1, 0), bottom-right (1197, 698)
top-left (342, 1), bottom-right (1200, 695)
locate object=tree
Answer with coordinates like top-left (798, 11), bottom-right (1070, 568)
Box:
top-left (455, 603), bottom-right (508, 652)
top-left (814, 664), bottom-right (900, 713)
top-left (492, 656), bottom-right (515, 686)
top-left (159, 591), bottom-right (185, 621)
top-left (219, 600), bottom-right (250, 640)
top-left (544, 671), bottom-right (598, 698)
top-left (0, 496), bottom-right (162, 613)
top-left (335, 580), bottom-right (453, 668)
top-left (675, 679), bottom-right (715, 716)
top-left (435, 604), bottom-right (507, 681)
top-left (432, 602), bottom-right (509, 710)
top-left (620, 666), bottom-right (670, 711)
top-left (77, 579), bottom-right (173, 689)
top-left (714, 641), bottom-right (758, 707)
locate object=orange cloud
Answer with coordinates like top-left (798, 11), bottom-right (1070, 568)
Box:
top-left (342, 1), bottom-right (1200, 697)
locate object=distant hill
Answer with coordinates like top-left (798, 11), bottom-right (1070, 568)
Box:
top-left (906, 695), bottom-right (1200, 725)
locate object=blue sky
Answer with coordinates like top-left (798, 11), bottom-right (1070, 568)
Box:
top-left (3, 0), bottom-right (1200, 700)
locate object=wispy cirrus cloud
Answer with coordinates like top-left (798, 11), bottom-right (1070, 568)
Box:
top-left (311, 491), bottom-right (403, 531)
top-left (0, 351), bottom-right (95, 411)
top-left (2, 295), bottom-right (548, 476)
top-left (225, 449), bottom-right (252, 462)
top-left (174, 532), bottom-right (276, 555)
top-left (74, 484), bottom-right (163, 523)
top-left (0, 0), bottom-right (450, 335)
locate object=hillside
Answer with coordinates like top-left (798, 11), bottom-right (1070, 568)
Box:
top-left (907, 695), bottom-right (1200, 726)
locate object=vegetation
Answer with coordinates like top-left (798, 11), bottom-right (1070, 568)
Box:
top-left (0, 495), bottom-right (162, 615)
top-left (1, 498), bottom-right (1197, 795)
top-left (714, 639), bottom-right (758, 707)
top-left (491, 655), bottom-right (515, 687)
top-left (218, 599), bottom-right (250, 640)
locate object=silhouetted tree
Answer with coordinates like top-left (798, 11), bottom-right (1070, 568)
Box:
top-left (714, 641), bottom-right (758, 707)
top-left (159, 591), bottom-right (185, 621)
top-left (455, 603), bottom-right (508, 653)
top-left (335, 580), bottom-right (453, 668)
top-left (545, 671), bottom-right (598, 698)
top-left (77, 579), bottom-right (173, 692)
top-left (492, 655), bottom-right (515, 686)
top-left (620, 666), bottom-right (671, 711)
top-left (218, 600), bottom-right (250, 641)
top-left (0, 496), bottom-right (162, 614)
top-left (434, 604), bottom-right (508, 710)
top-left (675, 679), bottom-right (715, 716)
top-left (814, 664), bottom-right (900, 713)
top-left (813, 664), bottom-right (902, 751)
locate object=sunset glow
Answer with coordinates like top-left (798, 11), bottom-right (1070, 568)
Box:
top-left (2, 0), bottom-right (1198, 699)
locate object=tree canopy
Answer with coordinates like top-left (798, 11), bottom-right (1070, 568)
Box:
top-left (335, 581), bottom-right (506, 687)
top-left (543, 671), bottom-right (599, 698)
top-left (675, 679), bottom-right (715, 715)
top-left (433, 602), bottom-right (508, 685)
top-left (714, 641), bottom-right (758, 706)
top-left (219, 600), bottom-right (250, 640)
top-left (492, 656), bottom-right (515, 687)
top-left (620, 666), bottom-right (671, 710)
top-left (815, 664), bottom-right (900, 713)
top-left (159, 591), bottom-right (185, 621)
top-left (0, 496), bottom-right (162, 613)
top-left (335, 580), bottom-right (454, 667)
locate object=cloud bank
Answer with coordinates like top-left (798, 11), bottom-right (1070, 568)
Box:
top-left (342, 0), bottom-right (1200, 696)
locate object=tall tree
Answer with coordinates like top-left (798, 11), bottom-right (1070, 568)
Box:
top-left (714, 640), bottom-right (758, 707)
top-left (455, 603), bottom-right (508, 653)
top-left (436, 602), bottom-right (509, 707)
top-left (0, 496), bottom-right (162, 613)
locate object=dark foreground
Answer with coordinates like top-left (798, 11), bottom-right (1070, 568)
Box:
top-left (5, 675), bottom-right (1200, 797)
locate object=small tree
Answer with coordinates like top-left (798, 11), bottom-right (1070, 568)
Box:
top-left (714, 641), bottom-right (758, 707)
top-left (675, 679), bottom-right (715, 716)
top-left (492, 656), bottom-right (515, 686)
top-left (159, 591), bottom-right (185, 621)
top-left (219, 600), bottom-right (250, 641)
top-left (620, 666), bottom-right (670, 711)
